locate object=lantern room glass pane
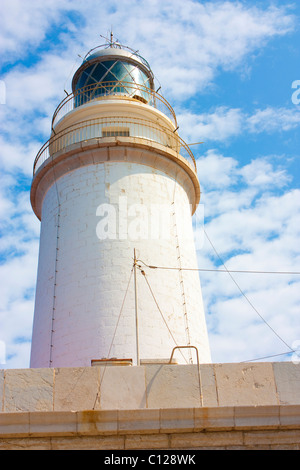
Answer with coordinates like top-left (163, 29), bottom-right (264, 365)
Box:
top-left (109, 62), bottom-right (129, 81)
top-left (74, 59), bottom-right (151, 106)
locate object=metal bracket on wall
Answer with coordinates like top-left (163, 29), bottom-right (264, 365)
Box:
top-left (169, 345), bottom-right (203, 407)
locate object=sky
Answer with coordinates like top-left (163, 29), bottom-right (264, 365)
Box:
top-left (0, 0), bottom-right (300, 368)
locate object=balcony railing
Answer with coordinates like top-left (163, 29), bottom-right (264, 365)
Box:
top-left (33, 116), bottom-right (196, 175)
top-left (52, 82), bottom-right (177, 129)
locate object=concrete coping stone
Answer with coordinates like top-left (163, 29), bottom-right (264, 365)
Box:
top-left (0, 405), bottom-right (299, 438)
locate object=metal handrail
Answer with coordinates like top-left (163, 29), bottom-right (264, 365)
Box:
top-left (169, 345), bottom-right (203, 406)
top-left (33, 116), bottom-right (196, 175)
top-left (52, 81), bottom-right (177, 129)
top-left (169, 345), bottom-right (200, 365)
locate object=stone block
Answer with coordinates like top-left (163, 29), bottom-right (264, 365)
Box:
top-left (234, 405), bottom-right (280, 429)
top-left (109, 147), bottom-right (128, 162)
top-left (81, 141), bottom-right (99, 153)
top-left (54, 366), bottom-right (100, 411)
top-left (170, 430), bottom-right (244, 449)
top-left (145, 364), bottom-right (202, 408)
top-left (118, 409), bottom-right (160, 434)
top-left (29, 411), bottom-right (77, 436)
top-left (273, 362), bottom-right (300, 405)
top-left (194, 406), bottom-right (235, 431)
top-left (160, 408), bottom-right (194, 433)
top-left (77, 410), bottom-right (118, 435)
top-left (4, 368), bottom-right (54, 412)
top-left (214, 363), bottom-right (278, 406)
top-left (0, 412), bottom-right (30, 437)
top-left (50, 435), bottom-right (125, 450)
top-left (0, 437), bottom-right (51, 450)
top-left (279, 405), bottom-right (300, 429)
top-left (99, 366), bottom-right (146, 410)
top-left (125, 433), bottom-right (170, 450)
top-left (244, 429), bottom-right (300, 446)
top-left (199, 364), bottom-right (218, 407)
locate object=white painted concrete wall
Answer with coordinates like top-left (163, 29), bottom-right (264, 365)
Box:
top-left (30, 159), bottom-right (211, 368)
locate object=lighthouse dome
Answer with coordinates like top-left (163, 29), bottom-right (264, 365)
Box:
top-left (71, 44), bottom-right (154, 106)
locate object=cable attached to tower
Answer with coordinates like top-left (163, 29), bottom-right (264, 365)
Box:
top-left (92, 266), bottom-right (134, 410)
top-left (137, 265), bottom-right (189, 364)
top-left (136, 230), bottom-right (297, 362)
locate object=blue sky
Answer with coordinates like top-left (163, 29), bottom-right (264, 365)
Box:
top-left (0, 0), bottom-right (300, 368)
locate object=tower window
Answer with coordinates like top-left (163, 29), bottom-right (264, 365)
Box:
top-left (102, 127), bottom-right (130, 137)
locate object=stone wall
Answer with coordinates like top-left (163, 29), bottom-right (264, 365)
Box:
top-left (1, 362), bottom-right (299, 412)
top-left (1, 406), bottom-right (300, 450)
top-left (0, 362), bottom-right (299, 450)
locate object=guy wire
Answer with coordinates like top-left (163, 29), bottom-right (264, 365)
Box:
top-left (92, 266), bottom-right (134, 410)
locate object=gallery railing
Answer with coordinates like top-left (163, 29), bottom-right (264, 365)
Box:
top-left (51, 81), bottom-right (177, 128)
top-left (33, 116), bottom-right (196, 175)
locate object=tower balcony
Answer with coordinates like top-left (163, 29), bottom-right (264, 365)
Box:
top-left (52, 82), bottom-right (177, 129)
top-left (33, 115), bottom-right (196, 175)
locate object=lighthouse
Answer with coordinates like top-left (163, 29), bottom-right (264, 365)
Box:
top-left (29, 37), bottom-right (211, 368)
top-left (1, 36), bottom-right (297, 454)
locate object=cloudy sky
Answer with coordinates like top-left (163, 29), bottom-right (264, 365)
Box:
top-left (0, 0), bottom-right (300, 368)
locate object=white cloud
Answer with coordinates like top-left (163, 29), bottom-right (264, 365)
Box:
top-left (247, 107), bottom-right (300, 133)
top-left (0, 1), bottom-right (295, 97)
top-left (178, 106), bottom-right (300, 143)
top-left (0, 136), bottom-right (42, 176)
top-left (195, 152), bottom-right (300, 363)
top-left (178, 108), bottom-right (243, 143)
top-left (0, 186), bottom-right (39, 368)
top-left (202, 188), bottom-right (300, 256)
top-left (137, 1), bottom-right (295, 96)
top-left (239, 158), bottom-right (291, 188)
top-left (0, 244), bottom-right (38, 369)
top-left (0, 0), bottom-right (77, 57)
top-left (197, 151), bottom-right (290, 200)
top-left (4, 54), bottom-right (75, 113)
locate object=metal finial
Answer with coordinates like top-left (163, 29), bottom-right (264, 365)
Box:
top-left (99, 30), bottom-right (116, 47)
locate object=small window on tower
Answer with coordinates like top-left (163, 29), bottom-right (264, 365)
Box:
top-left (102, 127), bottom-right (130, 137)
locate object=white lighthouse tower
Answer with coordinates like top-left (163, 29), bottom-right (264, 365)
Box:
top-left (30, 37), bottom-right (211, 368)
